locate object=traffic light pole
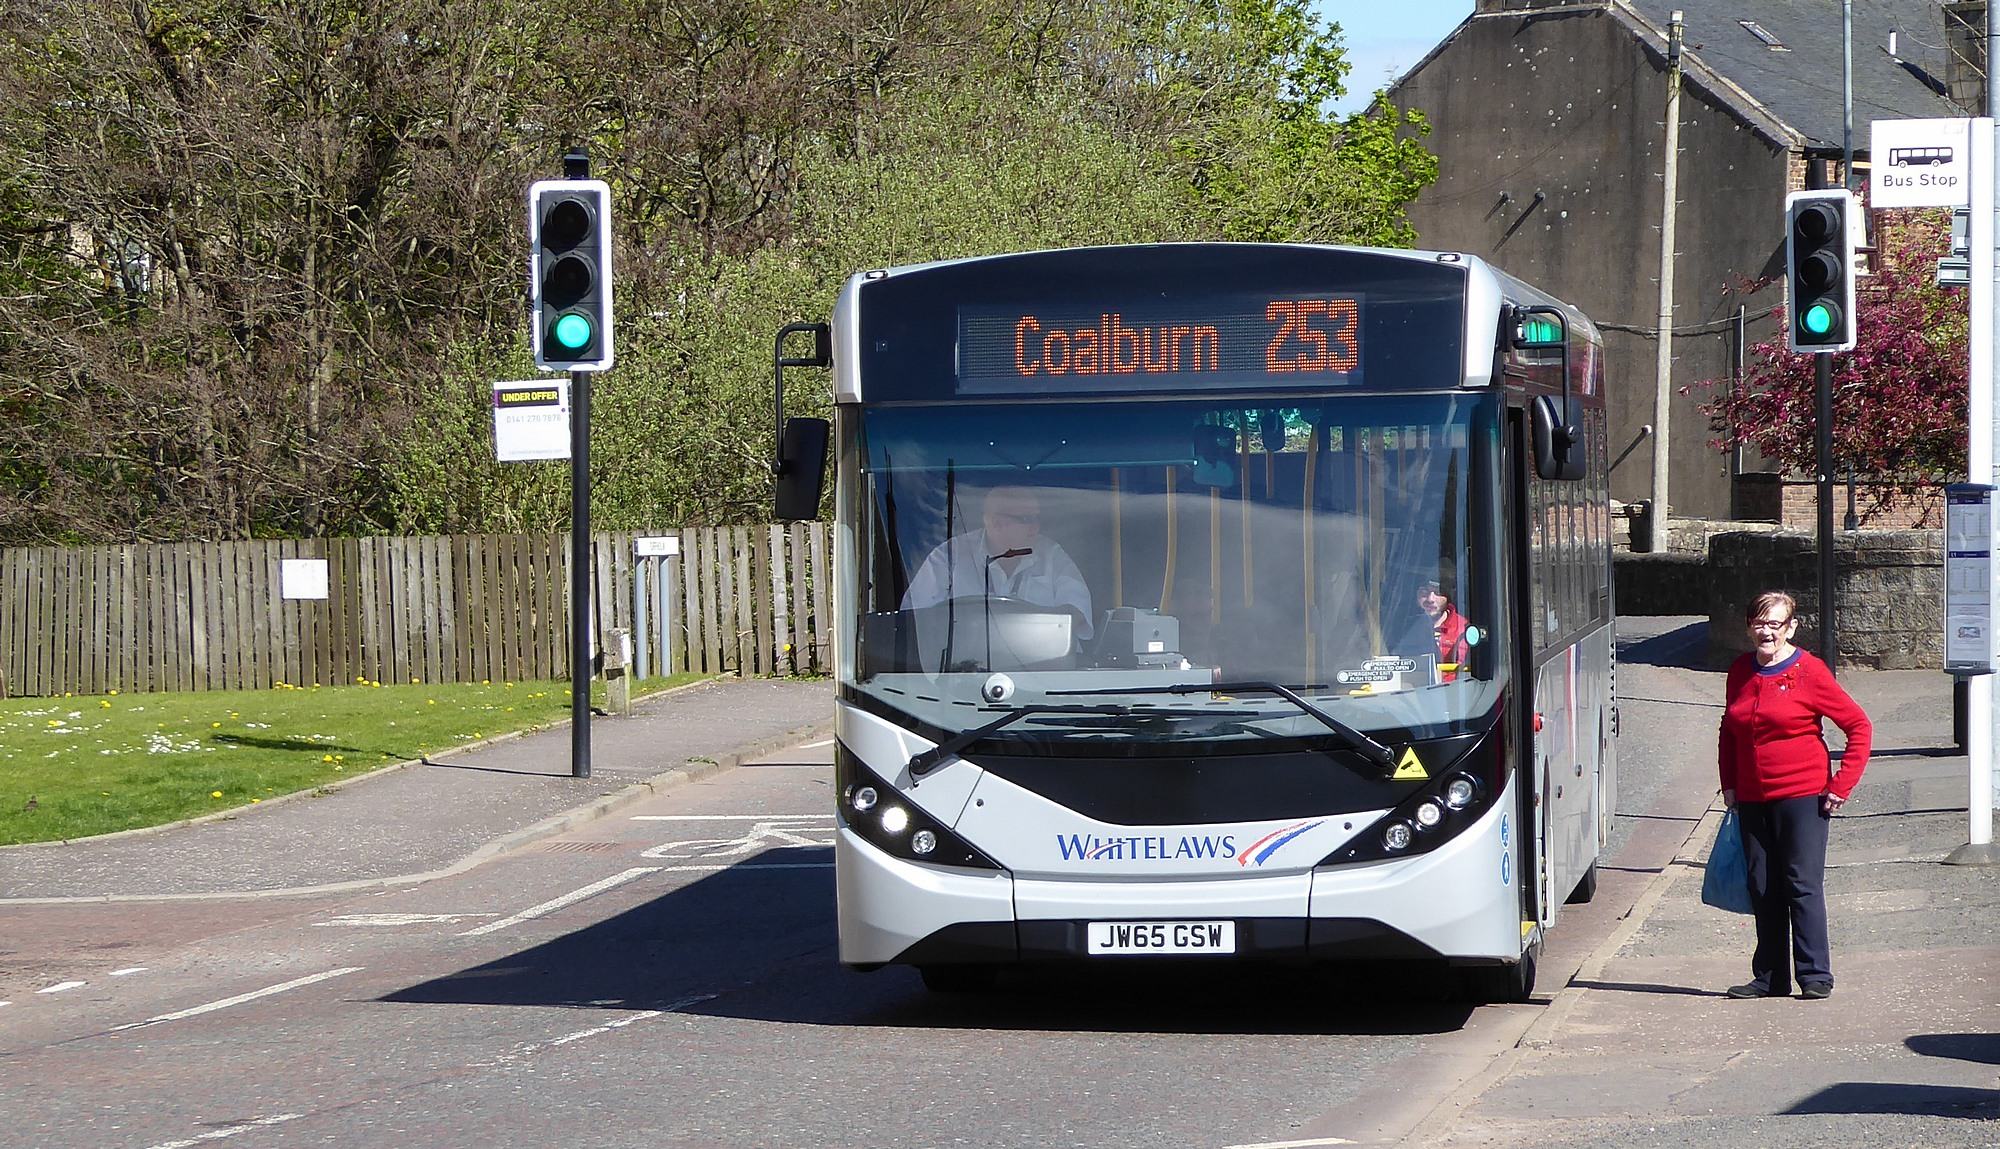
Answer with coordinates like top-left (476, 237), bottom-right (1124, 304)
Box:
top-left (570, 364), bottom-right (592, 779)
top-left (565, 148), bottom-right (593, 781)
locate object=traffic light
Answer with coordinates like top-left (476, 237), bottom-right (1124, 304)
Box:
top-left (1784, 189), bottom-right (1857, 353)
top-left (529, 179), bottom-right (613, 371)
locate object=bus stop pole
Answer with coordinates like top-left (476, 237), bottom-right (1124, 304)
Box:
top-left (1948, 114), bottom-right (1996, 864)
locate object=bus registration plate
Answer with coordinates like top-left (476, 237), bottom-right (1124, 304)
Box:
top-left (1086, 920), bottom-right (1236, 955)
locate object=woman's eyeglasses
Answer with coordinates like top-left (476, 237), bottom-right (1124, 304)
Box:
top-left (1749, 617), bottom-right (1794, 632)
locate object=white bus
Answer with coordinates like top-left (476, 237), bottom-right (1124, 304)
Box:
top-left (771, 243), bottom-right (1616, 1001)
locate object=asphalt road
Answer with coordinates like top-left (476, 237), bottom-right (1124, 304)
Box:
top-left (0, 621), bottom-right (1723, 1149)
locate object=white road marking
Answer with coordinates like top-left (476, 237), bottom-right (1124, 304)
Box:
top-left (110, 967), bottom-right (148, 977)
top-left (489, 994), bottom-right (716, 1066)
top-left (138, 1112), bottom-right (303, 1148)
top-left (1222, 1138), bottom-right (1355, 1148)
top-left (112, 968), bottom-right (362, 1032)
top-left (801, 738), bottom-right (835, 748)
top-left (630, 814), bottom-right (832, 821)
top-left (459, 868), bottom-right (661, 936)
top-left (549, 1007), bottom-right (663, 1046)
top-left (316, 913), bottom-right (495, 927)
top-left (641, 817), bottom-right (833, 860)
top-left (37, 981), bottom-right (85, 994)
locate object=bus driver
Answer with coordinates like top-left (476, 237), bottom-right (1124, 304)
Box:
top-left (901, 485), bottom-right (1094, 641)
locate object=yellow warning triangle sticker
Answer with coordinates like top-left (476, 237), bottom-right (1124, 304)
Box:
top-left (1393, 747), bottom-right (1428, 780)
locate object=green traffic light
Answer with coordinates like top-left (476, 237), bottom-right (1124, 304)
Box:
top-left (1802, 303), bottom-right (1835, 337)
top-left (554, 313), bottom-right (593, 350)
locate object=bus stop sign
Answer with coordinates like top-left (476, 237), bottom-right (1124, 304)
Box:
top-left (1871, 118), bottom-right (1971, 208)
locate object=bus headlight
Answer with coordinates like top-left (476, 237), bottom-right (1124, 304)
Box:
top-left (834, 743), bottom-right (1001, 871)
top-left (1318, 728), bottom-right (1505, 866)
top-left (1443, 775), bottom-right (1477, 810)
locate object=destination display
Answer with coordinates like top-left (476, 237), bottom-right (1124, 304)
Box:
top-left (958, 295), bottom-right (1366, 393)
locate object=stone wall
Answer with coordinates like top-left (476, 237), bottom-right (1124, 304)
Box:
top-left (1732, 473), bottom-right (1944, 531)
top-left (1613, 552), bottom-right (1709, 615)
top-left (1706, 530), bottom-right (1944, 670)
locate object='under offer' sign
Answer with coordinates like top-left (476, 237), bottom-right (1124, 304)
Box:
top-left (1871, 118), bottom-right (1971, 208)
top-left (492, 379), bottom-right (570, 462)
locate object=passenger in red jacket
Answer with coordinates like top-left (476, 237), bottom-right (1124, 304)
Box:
top-left (1716, 590), bottom-right (1872, 1000)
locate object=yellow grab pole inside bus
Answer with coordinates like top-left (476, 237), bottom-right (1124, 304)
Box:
top-left (1302, 424), bottom-right (1318, 682)
top-left (1160, 466), bottom-right (1177, 612)
top-left (1111, 467), bottom-right (1123, 608)
top-left (1240, 423), bottom-right (1253, 608)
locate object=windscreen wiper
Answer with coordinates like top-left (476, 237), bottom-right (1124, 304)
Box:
top-left (904, 701), bottom-right (1260, 777)
top-left (907, 703), bottom-right (1128, 777)
top-left (1049, 680), bottom-right (1397, 770)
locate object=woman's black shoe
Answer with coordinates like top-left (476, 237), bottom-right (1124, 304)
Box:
top-left (1800, 983), bottom-right (1834, 999)
top-left (1726, 982), bottom-right (1778, 998)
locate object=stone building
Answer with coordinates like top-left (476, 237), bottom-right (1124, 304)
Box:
top-left (1388, 0), bottom-right (1966, 522)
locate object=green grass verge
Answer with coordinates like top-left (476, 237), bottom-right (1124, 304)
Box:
top-left (0, 673), bottom-right (709, 846)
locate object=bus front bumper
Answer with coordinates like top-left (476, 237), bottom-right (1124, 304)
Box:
top-left (834, 818), bottom-right (1516, 968)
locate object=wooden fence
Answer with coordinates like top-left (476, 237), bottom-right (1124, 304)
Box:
top-left (0, 526), bottom-right (832, 697)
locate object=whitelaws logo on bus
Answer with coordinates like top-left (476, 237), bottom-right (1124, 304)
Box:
top-left (1054, 833), bottom-right (1239, 862)
top-left (1052, 822), bottom-right (1323, 867)
top-left (1236, 820), bottom-right (1326, 867)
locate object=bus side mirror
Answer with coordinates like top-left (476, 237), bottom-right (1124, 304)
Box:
top-left (775, 417), bottom-right (830, 520)
top-left (1531, 395), bottom-right (1584, 481)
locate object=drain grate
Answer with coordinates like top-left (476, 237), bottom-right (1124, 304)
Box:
top-left (538, 841), bottom-right (622, 853)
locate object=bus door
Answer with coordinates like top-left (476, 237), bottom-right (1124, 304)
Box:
top-left (1504, 406), bottom-right (1553, 940)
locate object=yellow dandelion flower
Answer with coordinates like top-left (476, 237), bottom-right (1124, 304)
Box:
top-left (212, 722), bottom-right (222, 728)
top-left (427, 699), bottom-right (437, 705)
top-left (210, 790), bottom-right (223, 798)
top-left (333, 755), bottom-right (343, 762)
top-left (108, 689), bottom-right (119, 696)
top-left (323, 754), bottom-right (334, 763)
top-left (100, 700), bottom-right (112, 708)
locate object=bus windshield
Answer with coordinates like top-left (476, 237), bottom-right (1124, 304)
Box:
top-left (843, 391), bottom-right (1505, 750)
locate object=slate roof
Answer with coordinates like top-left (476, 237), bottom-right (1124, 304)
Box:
top-left (1622, 0), bottom-right (1965, 150)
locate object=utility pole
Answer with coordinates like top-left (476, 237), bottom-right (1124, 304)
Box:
top-left (1650, 10), bottom-right (1684, 548)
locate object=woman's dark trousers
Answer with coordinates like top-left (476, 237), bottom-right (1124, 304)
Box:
top-left (1735, 795), bottom-right (1833, 993)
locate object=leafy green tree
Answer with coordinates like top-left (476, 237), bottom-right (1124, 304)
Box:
top-left (3, 0), bottom-right (1440, 542)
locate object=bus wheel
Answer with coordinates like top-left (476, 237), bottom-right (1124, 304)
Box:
top-left (1565, 861), bottom-right (1599, 905)
top-left (918, 964), bottom-right (999, 994)
top-left (1461, 951), bottom-right (1537, 1004)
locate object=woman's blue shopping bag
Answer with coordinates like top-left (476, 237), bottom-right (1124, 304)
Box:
top-left (1701, 808), bottom-right (1754, 915)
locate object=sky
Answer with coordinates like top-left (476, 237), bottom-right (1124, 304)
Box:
top-left (1320, 2), bottom-right (1474, 115)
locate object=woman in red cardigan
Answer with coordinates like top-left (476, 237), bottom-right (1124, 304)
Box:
top-left (1716, 590), bottom-right (1872, 1000)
